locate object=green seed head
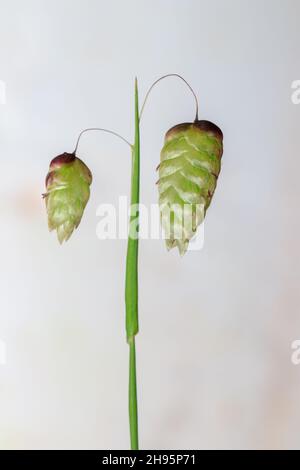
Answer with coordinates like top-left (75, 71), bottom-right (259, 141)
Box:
top-left (158, 120), bottom-right (223, 255)
top-left (44, 152), bottom-right (92, 243)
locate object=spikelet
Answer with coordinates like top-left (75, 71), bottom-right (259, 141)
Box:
top-left (44, 152), bottom-right (92, 243)
top-left (158, 120), bottom-right (223, 255)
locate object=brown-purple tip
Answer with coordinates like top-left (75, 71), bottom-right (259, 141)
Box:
top-left (165, 120), bottom-right (223, 141)
top-left (49, 152), bottom-right (76, 169)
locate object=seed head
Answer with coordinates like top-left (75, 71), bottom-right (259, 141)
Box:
top-left (158, 120), bottom-right (223, 255)
top-left (44, 152), bottom-right (92, 243)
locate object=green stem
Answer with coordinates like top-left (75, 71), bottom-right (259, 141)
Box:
top-left (128, 336), bottom-right (138, 449)
top-left (125, 78), bottom-right (140, 450)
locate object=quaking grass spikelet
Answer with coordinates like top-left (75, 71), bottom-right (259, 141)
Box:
top-left (44, 152), bottom-right (92, 243)
top-left (158, 120), bottom-right (223, 255)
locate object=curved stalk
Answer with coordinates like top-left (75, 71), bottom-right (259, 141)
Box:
top-left (73, 127), bottom-right (132, 155)
top-left (139, 73), bottom-right (199, 121)
top-left (125, 78), bottom-right (140, 450)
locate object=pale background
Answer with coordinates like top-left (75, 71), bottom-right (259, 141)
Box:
top-left (0, 0), bottom-right (299, 450)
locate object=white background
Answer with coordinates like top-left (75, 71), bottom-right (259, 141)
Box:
top-left (0, 0), bottom-right (300, 449)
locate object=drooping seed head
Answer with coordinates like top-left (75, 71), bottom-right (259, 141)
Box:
top-left (44, 152), bottom-right (92, 243)
top-left (158, 120), bottom-right (223, 255)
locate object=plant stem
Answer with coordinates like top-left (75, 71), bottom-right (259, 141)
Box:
top-left (125, 78), bottom-right (140, 450)
top-left (128, 336), bottom-right (138, 449)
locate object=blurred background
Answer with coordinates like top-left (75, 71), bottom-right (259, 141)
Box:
top-left (0, 0), bottom-right (300, 450)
